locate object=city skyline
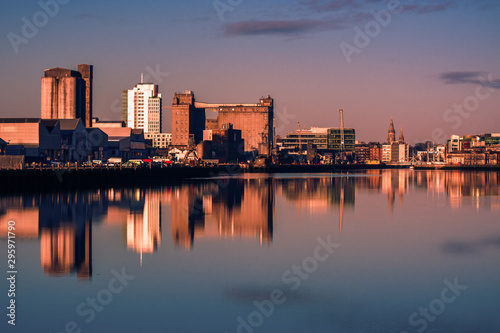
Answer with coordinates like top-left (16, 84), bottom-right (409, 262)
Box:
top-left (1, 0), bottom-right (499, 144)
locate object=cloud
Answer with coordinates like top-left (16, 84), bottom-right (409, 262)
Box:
top-left (222, 0), bottom-right (498, 38)
top-left (303, 0), bottom-right (360, 12)
top-left (303, 0), bottom-right (456, 14)
top-left (439, 71), bottom-right (500, 89)
top-left (403, 2), bottom-right (456, 14)
top-left (223, 19), bottom-right (345, 37)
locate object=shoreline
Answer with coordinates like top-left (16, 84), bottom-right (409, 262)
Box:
top-left (1, 164), bottom-right (499, 193)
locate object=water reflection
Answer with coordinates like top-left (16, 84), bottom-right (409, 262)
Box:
top-left (171, 178), bottom-right (274, 249)
top-left (0, 170), bottom-right (499, 280)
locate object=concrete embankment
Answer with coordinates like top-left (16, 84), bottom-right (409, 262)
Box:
top-left (0, 167), bottom-right (218, 193)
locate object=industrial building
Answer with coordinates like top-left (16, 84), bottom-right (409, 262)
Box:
top-left (0, 118), bottom-right (61, 160)
top-left (200, 123), bottom-right (244, 163)
top-left (171, 91), bottom-right (206, 147)
top-left (171, 91), bottom-right (273, 156)
top-left (0, 118), bottom-right (150, 163)
top-left (41, 64), bottom-right (93, 127)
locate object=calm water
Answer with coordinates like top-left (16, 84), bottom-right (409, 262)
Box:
top-left (1, 170), bottom-right (500, 333)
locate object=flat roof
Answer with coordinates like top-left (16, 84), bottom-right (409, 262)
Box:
top-left (195, 102), bottom-right (260, 108)
top-left (0, 118), bottom-right (40, 123)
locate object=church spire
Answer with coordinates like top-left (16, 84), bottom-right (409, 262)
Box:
top-left (387, 116), bottom-right (396, 143)
top-left (399, 127), bottom-right (405, 143)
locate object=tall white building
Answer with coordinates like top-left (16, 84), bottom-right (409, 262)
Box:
top-left (123, 82), bottom-right (162, 134)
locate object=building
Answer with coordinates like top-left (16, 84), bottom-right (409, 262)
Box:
top-left (171, 91), bottom-right (206, 147)
top-left (86, 127), bottom-right (109, 161)
top-left (281, 127), bottom-right (329, 152)
top-left (41, 64), bottom-right (93, 127)
top-left (0, 138), bottom-right (6, 155)
top-left (200, 123), bottom-right (244, 163)
top-left (281, 126), bottom-right (355, 156)
top-left (145, 133), bottom-right (172, 149)
top-left (92, 118), bottom-right (125, 129)
top-left (387, 116), bottom-right (396, 144)
top-left (382, 144), bottom-right (391, 162)
top-left (369, 143), bottom-right (382, 161)
top-left (355, 143), bottom-right (370, 163)
top-left (200, 96), bottom-right (274, 155)
top-left (327, 128), bottom-right (355, 152)
top-left (205, 118), bottom-right (219, 130)
top-left (447, 135), bottom-right (462, 152)
top-left (43, 119), bottom-right (89, 163)
top-left (171, 92), bottom-right (273, 155)
top-left (416, 145), bottom-right (446, 163)
top-left (391, 142), bottom-right (409, 162)
top-left (99, 127), bottom-right (148, 160)
top-left (455, 133), bottom-right (500, 151)
top-left (0, 118), bottom-right (60, 161)
top-left (446, 151), bottom-right (500, 166)
top-left (123, 82), bottom-right (162, 134)
top-left (383, 117), bottom-right (409, 163)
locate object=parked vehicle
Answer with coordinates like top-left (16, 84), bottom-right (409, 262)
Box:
top-left (107, 157), bottom-right (122, 164)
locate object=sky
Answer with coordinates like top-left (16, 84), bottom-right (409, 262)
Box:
top-left (1, 0), bottom-right (499, 144)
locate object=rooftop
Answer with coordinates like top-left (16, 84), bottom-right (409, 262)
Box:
top-left (0, 118), bottom-right (40, 123)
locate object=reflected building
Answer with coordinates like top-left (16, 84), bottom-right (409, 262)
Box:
top-left (0, 194), bottom-right (92, 280)
top-left (0, 197), bottom-right (39, 238)
top-left (278, 176), bottom-right (355, 232)
top-left (39, 193), bottom-right (92, 280)
top-left (0, 169), bottom-right (498, 277)
top-left (171, 178), bottom-right (274, 250)
top-left (126, 190), bottom-right (162, 260)
top-left (445, 171), bottom-right (500, 210)
top-left (89, 188), bottom-right (163, 260)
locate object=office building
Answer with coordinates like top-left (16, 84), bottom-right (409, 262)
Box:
top-left (123, 82), bottom-right (162, 134)
top-left (327, 128), bottom-right (356, 152)
top-left (281, 127), bottom-right (329, 152)
top-left (41, 64), bottom-right (93, 127)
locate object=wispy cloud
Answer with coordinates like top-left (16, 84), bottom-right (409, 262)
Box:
top-left (223, 19), bottom-right (345, 37)
top-left (222, 0), bottom-right (499, 38)
top-left (440, 71), bottom-right (500, 89)
top-left (303, 0), bottom-right (360, 12)
top-left (403, 2), bottom-right (456, 14)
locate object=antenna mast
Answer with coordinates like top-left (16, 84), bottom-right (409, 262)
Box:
top-left (339, 109), bottom-right (345, 152)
